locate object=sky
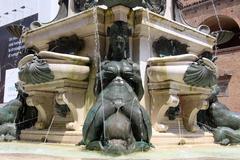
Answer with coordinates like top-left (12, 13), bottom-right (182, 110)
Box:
top-left (0, 0), bottom-right (59, 26)
top-left (0, 0), bottom-right (60, 102)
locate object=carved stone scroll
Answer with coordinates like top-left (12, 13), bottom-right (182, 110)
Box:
top-left (56, 88), bottom-right (87, 131)
top-left (181, 95), bottom-right (209, 132)
top-left (150, 91), bottom-right (179, 132)
top-left (26, 92), bottom-right (55, 130)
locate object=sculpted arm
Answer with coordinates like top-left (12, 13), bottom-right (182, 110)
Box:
top-left (122, 62), bottom-right (144, 100)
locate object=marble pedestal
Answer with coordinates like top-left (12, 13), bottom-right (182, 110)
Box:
top-left (19, 5), bottom-right (216, 145)
top-left (149, 81), bottom-right (210, 132)
top-left (24, 79), bottom-right (88, 131)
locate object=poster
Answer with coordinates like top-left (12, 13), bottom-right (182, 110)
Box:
top-left (3, 68), bottom-right (19, 102)
top-left (0, 14), bottom-right (38, 103)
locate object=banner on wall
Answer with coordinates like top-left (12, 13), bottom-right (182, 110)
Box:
top-left (0, 14), bottom-right (38, 103)
top-left (3, 68), bottom-right (19, 102)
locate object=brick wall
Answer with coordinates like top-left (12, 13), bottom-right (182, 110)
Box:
top-left (215, 48), bottom-right (240, 111)
top-left (180, 0), bottom-right (204, 7)
top-left (181, 0), bottom-right (240, 28)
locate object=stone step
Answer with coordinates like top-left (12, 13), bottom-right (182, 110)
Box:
top-left (53, 117), bottom-right (73, 123)
top-left (152, 130), bottom-right (214, 145)
top-left (20, 128), bottom-right (214, 146)
top-left (20, 129), bottom-right (82, 144)
top-left (50, 114), bottom-right (73, 129)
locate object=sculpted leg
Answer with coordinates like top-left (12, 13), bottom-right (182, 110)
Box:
top-left (83, 99), bottom-right (116, 144)
top-left (121, 101), bottom-right (149, 142)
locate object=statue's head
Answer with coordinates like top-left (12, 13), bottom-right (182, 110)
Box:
top-left (107, 21), bottom-right (131, 61)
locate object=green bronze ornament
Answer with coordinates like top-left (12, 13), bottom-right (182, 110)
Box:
top-left (197, 85), bottom-right (240, 145)
top-left (0, 82), bottom-right (37, 141)
top-left (183, 58), bottom-right (217, 88)
top-left (81, 21), bottom-right (152, 154)
top-left (19, 56), bottom-right (54, 84)
top-left (74, 0), bottom-right (166, 15)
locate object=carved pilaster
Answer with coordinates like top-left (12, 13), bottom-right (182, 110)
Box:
top-left (26, 91), bottom-right (55, 130)
top-left (56, 87), bottom-right (86, 131)
top-left (148, 81), bottom-right (211, 133)
top-left (149, 90), bottom-right (179, 132)
top-left (181, 95), bottom-right (209, 132)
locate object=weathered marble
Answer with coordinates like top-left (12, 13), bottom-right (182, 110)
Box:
top-left (18, 52), bottom-right (90, 84)
top-left (147, 54), bottom-right (216, 132)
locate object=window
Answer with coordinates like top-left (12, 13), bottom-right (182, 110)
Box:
top-left (217, 74), bottom-right (232, 97)
top-left (201, 15), bottom-right (240, 49)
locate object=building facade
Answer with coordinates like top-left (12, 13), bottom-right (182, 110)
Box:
top-left (0, 0), bottom-right (59, 103)
top-left (181, 0), bottom-right (240, 111)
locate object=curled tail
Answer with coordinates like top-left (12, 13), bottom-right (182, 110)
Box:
top-left (197, 122), bottom-right (215, 133)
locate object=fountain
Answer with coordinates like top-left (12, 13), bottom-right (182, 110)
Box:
top-left (15, 0), bottom-right (216, 144)
top-left (5, 0), bottom-right (240, 158)
top-left (81, 21), bottom-right (152, 154)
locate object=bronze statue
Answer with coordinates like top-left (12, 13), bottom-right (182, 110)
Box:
top-left (212, 127), bottom-right (240, 145)
top-left (197, 85), bottom-right (240, 145)
top-left (81, 21), bottom-right (152, 154)
top-left (73, 0), bottom-right (166, 15)
top-left (183, 58), bottom-right (217, 88)
top-left (0, 82), bottom-right (37, 141)
top-left (145, 0), bottom-right (166, 15)
top-left (0, 82), bottom-right (25, 125)
top-left (19, 55), bottom-right (54, 84)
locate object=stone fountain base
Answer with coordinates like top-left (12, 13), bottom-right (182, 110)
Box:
top-left (1, 142), bottom-right (240, 160)
top-left (20, 117), bottom-right (214, 146)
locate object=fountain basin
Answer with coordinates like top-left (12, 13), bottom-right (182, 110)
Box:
top-left (147, 54), bottom-right (197, 84)
top-left (49, 63), bottom-right (89, 81)
top-left (19, 62), bottom-right (89, 83)
top-left (147, 61), bottom-right (191, 83)
top-left (147, 54), bottom-right (216, 132)
top-left (18, 51), bottom-right (90, 84)
top-left (17, 51), bottom-right (91, 131)
top-left (147, 54), bottom-right (217, 85)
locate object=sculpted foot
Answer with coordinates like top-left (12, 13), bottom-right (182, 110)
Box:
top-left (154, 123), bottom-right (168, 132)
top-left (219, 138), bottom-right (230, 146)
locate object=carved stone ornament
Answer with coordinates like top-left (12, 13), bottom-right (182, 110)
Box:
top-left (74, 0), bottom-right (166, 15)
top-left (145, 0), bottom-right (166, 15)
top-left (74, 0), bottom-right (96, 12)
top-left (19, 56), bottom-right (54, 84)
top-left (29, 0), bottom-right (69, 29)
top-left (48, 35), bottom-right (85, 54)
top-left (54, 0), bottom-right (69, 21)
top-left (183, 58), bottom-right (217, 88)
top-left (152, 36), bottom-right (189, 57)
top-left (197, 85), bottom-right (240, 145)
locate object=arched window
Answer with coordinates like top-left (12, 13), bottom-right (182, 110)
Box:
top-left (201, 15), bottom-right (240, 49)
